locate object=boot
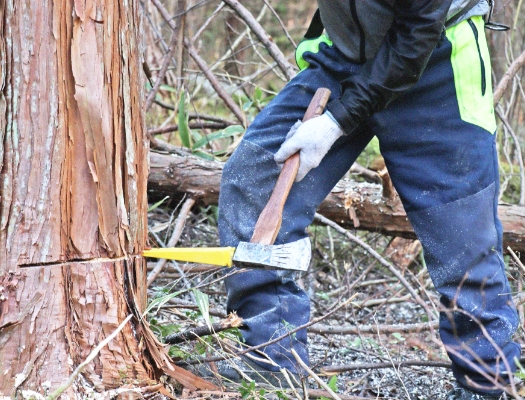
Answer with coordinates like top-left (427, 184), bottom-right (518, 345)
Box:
top-left (446, 387), bottom-right (507, 399)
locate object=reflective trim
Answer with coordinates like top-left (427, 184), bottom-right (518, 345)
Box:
top-left (295, 34), bottom-right (333, 71)
top-left (446, 16), bottom-right (497, 134)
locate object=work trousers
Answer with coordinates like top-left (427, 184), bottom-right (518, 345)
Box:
top-left (218, 17), bottom-right (520, 395)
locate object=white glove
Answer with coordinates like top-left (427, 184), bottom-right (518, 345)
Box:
top-left (274, 112), bottom-right (344, 182)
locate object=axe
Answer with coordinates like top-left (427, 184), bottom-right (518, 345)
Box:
top-left (144, 88), bottom-right (331, 271)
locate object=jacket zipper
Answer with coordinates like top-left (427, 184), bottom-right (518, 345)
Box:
top-left (467, 19), bottom-right (487, 96)
top-left (349, 0), bottom-right (366, 62)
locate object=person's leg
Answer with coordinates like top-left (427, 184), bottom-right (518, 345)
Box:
top-left (372, 17), bottom-right (520, 396)
top-left (218, 40), bottom-right (374, 374)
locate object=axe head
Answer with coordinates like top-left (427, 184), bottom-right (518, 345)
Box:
top-left (232, 238), bottom-right (311, 272)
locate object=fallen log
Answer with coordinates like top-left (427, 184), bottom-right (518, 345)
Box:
top-left (148, 149), bottom-right (525, 254)
top-left (149, 147), bottom-right (223, 206)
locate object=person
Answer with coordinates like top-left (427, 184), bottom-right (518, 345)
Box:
top-left (217, 1), bottom-right (520, 398)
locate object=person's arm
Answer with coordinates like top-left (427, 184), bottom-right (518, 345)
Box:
top-left (275, 0), bottom-right (453, 181)
top-left (327, 0), bottom-right (453, 134)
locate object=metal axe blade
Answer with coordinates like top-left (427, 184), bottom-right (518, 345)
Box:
top-left (232, 237), bottom-right (311, 271)
top-left (142, 237), bottom-right (311, 271)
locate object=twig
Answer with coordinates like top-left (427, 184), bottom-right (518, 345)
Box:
top-left (310, 320), bottom-right (439, 335)
top-left (507, 246), bottom-right (525, 274)
top-left (496, 107), bottom-right (525, 205)
top-left (208, 6), bottom-right (268, 77)
top-left (291, 349), bottom-right (342, 400)
top-left (374, 316), bottom-right (411, 399)
top-left (192, 2), bottom-right (225, 42)
top-left (227, 60), bottom-right (281, 94)
top-left (148, 121), bottom-right (231, 136)
top-left (321, 359), bottom-right (452, 374)
top-left (140, 1), bottom-right (179, 78)
top-left (314, 213), bottom-right (437, 328)
top-left (164, 313), bottom-right (243, 344)
top-left (302, 379), bottom-right (309, 400)
top-left (512, 0), bottom-right (525, 33)
top-left (148, 137), bottom-right (191, 155)
top-left (184, 39), bottom-right (246, 126)
top-left (180, 295), bottom-right (358, 366)
top-left (246, 29), bottom-right (286, 82)
top-left (46, 315), bottom-right (133, 400)
top-left (174, 0), bottom-right (187, 89)
top-left (493, 48), bottom-right (525, 105)
top-left (262, 0), bottom-right (297, 48)
top-left (358, 293), bottom-right (411, 308)
top-left (145, 13), bottom-right (183, 111)
top-left (349, 163), bottom-right (381, 183)
top-left (302, 389), bottom-right (370, 400)
top-left (221, 0), bottom-right (297, 80)
top-left (378, 167), bottom-right (396, 200)
top-left (150, 0), bottom-right (246, 126)
top-left (188, 113), bottom-right (238, 125)
top-left (281, 368), bottom-right (303, 400)
top-left (195, 391), bottom-right (242, 397)
top-left (325, 277), bottom-right (397, 297)
top-left (153, 98), bottom-right (179, 111)
top-left (149, 106), bottom-right (238, 127)
top-left (147, 197), bottom-right (196, 287)
top-left (159, 298), bottom-right (227, 318)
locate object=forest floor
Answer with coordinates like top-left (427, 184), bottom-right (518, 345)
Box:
top-left (144, 204), bottom-right (525, 400)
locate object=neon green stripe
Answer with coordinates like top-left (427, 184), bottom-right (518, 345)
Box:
top-left (446, 16), bottom-right (497, 133)
top-left (295, 34), bottom-right (333, 71)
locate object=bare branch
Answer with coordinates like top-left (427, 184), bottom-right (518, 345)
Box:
top-left (192, 2), bottom-right (226, 42)
top-left (496, 106), bottom-right (525, 205)
top-left (145, 29), bottom-right (181, 111)
top-left (148, 121), bottom-right (231, 136)
top-left (164, 312), bottom-right (243, 344)
top-left (184, 39), bottom-right (247, 125)
top-left (321, 359), bottom-right (452, 374)
top-left (493, 48), bottom-right (525, 105)
top-left (147, 197), bottom-right (196, 287)
top-left (291, 349), bottom-right (342, 400)
top-left (180, 295), bottom-right (359, 366)
top-left (310, 321), bottom-right (439, 335)
top-left (150, 0), bottom-right (246, 126)
top-left (47, 315), bottom-right (134, 400)
top-left (314, 212), bottom-right (437, 328)
top-left (221, 0), bottom-right (297, 80)
top-left (262, 0), bottom-right (297, 49)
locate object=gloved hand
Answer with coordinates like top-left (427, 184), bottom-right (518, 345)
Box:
top-left (274, 112), bottom-right (344, 182)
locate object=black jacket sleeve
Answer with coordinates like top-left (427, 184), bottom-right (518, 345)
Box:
top-left (327, 0), bottom-right (453, 134)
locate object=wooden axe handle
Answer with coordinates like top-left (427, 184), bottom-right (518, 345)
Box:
top-left (250, 88), bottom-right (332, 245)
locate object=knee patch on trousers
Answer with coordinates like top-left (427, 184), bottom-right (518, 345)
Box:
top-left (407, 183), bottom-right (505, 298)
top-left (408, 183), bottom-right (520, 392)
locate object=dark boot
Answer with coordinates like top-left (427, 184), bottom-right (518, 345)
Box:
top-left (446, 387), bottom-right (507, 399)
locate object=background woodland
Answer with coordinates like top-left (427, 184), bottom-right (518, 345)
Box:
top-left (141, 1), bottom-right (525, 399)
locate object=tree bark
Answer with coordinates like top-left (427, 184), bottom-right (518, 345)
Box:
top-left (0, 1), bottom-right (153, 396)
top-left (148, 149), bottom-right (525, 254)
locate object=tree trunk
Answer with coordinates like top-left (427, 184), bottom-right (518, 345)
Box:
top-left (0, 1), bottom-right (152, 396)
top-left (148, 149), bottom-right (525, 254)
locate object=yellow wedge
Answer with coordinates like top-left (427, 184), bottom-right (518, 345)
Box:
top-left (143, 247), bottom-right (236, 267)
